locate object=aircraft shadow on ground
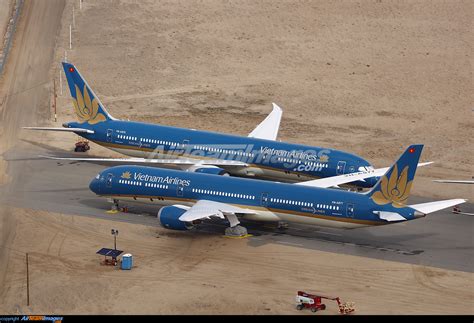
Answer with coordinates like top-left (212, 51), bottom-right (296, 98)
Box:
top-left (24, 187), bottom-right (90, 193)
top-left (76, 197), bottom-right (435, 255)
top-left (19, 138), bottom-right (73, 153)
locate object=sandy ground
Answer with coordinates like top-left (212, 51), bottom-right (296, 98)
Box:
top-left (0, 0), bottom-right (13, 51)
top-left (0, 0), bottom-right (472, 315)
top-left (0, 208), bottom-right (472, 315)
top-left (0, 0), bottom-right (13, 181)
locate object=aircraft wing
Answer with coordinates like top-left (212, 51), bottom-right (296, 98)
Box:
top-left (39, 155), bottom-right (248, 167)
top-left (409, 199), bottom-right (467, 214)
top-left (248, 103), bottom-right (283, 141)
top-left (296, 162), bottom-right (433, 188)
top-left (178, 200), bottom-right (256, 222)
top-left (433, 180), bottom-right (474, 184)
top-left (23, 127), bottom-right (94, 134)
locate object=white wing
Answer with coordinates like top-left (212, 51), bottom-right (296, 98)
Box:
top-left (248, 103), bottom-right (283, 141)
top-left (373, 211), bottom-right (407, 222)
top-left (23, 127), bottom-right (94, 134)
top-left (433, 180), bottom-right (474, 184)
top-left (409, 199), bottom-right (467, 214)
top-left (39, 155), bottom-right (248, 167)
top-left (296, 162), bottom-right (433, 189)
top-left (178, 200), bottom-right (256, 222)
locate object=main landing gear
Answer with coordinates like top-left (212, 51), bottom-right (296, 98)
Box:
top-left (224, 213), bottom-right (248, 237)
top-left (277, 221), bottom-right (289, 230)
top-left (106, 199), bottom-right (120, 214)
top-left (112, 199), bottom-right (119, 211)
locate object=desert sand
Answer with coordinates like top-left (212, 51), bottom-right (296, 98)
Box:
top-left (0, 0), bottom-right (13, 51)
top-left (0, 0), bottom-right (472, 315)
top-left (0, 208), bottom-right (472, 315)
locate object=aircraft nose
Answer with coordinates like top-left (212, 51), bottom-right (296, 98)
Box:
top-left (89, 176), bottom-right (101, 194)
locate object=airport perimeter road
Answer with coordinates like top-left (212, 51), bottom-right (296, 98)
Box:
top-left (2, 141), bottom-right (473, 273)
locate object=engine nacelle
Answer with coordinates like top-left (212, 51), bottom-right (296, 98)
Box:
top-left (158, 205), bottom-right (193, 231)
top-left (187, 165), bottom-right (229, 176)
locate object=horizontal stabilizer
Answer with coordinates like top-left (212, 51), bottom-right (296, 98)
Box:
top-left (23, 127), bottom-right (94, 134)
top-left (39, 155), bottom-right (248, 167)
top-left (410, 199), bottom-right (467, 214)
top-left (248, 103), bottom-right (283, 141)
top-left (373, 211), bottom-right (406, 222)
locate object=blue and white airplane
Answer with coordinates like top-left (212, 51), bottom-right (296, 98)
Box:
top-left (89, 144), bottom-right (464, 236)
top-left (25, 62), bottom-right (430, 189)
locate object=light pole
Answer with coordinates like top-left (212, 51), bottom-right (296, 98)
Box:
top-left (111, 229), bottom-right (119, 250)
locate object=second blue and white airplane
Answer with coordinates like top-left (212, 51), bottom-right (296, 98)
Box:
top-left (89, 144), bottom-right (464, 236)
top-left (25, 62), bottom-right (431, 190)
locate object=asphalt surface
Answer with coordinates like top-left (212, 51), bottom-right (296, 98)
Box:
top-left (2, 141), bottom-right (473, 273)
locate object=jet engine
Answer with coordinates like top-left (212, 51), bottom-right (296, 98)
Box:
top-left (187, 165), bottom-right (229, 176)
top-left (158, 205), bottom-right (194, 230)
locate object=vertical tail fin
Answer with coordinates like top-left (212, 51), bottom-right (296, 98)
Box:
top-left (369, 145), bottom-right (423, 207)
top-left (62, 62), bottom-right (115, 124)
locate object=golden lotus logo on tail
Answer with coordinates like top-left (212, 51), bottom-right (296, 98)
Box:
top-left (72, 84), bottom-right (106, 124)
top-left (121, 171), bottom-right (132, 179)
top-left (371, 164), bottom-right (412, 208)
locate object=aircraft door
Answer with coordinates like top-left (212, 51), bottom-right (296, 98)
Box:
top-left (346, 203), bottom-right (355, 218)
top-left (106, 129), bottom-right (113, 142)
top-left (181, 139), bottom-right (190, 155)
top-left (261, 192), bottom-right (269, 207)
top-left (177, 184), bottom-right (184, 197)
top-left (106, 173), bottom-right (113, 188)
top-left (336, 161), bottom-right (346, 175)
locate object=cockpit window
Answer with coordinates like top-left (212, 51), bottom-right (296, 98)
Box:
top-left (95, 174), bottom-right (100, 179)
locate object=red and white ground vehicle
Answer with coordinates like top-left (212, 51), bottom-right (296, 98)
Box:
top-left (74, 140), bottom-right (90, 152)
top-left (296, 291), bottom-right (355, 314)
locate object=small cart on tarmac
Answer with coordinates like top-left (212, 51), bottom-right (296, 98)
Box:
top-left (296, 291), bottom-right (355, 314)
top-left (74, 140), bottom-right (90, 152)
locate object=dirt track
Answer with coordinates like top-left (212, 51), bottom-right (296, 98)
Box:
top-left (0, 0), bottom-right (65, 306)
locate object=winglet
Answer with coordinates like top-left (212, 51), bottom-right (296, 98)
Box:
top-left (248, 103), bottom-right (283, 141)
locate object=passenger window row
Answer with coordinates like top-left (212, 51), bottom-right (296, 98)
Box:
top-left (191, 188), bottom-right (255, 200)
top-left (316, 204), bottom-right (340, 211)
top-left (268, 199), bottom-right (341, 211)
top-left (144, 183), bottom-right (169, 189)
top-left (141, 138), bottom-right (177, 147)
top-left (305, 162), bottom-right (328, 168)
top-left (270, 198), bottom-right (313, 207)
top-left (193, 145), bottom-right (254, 157)
top-left (117, 134), bottom-right (137, 141)
top-left (116, 134), bottom-right (179, 148)
top-left (119, 179), bottom-right (142, 186)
